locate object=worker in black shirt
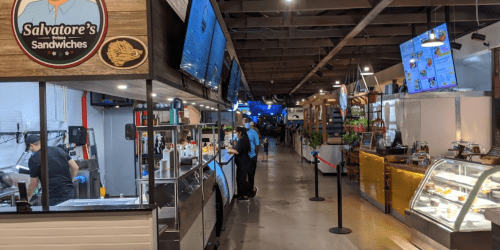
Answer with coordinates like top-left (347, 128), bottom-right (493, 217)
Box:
top-left (25, 135), bottom-right (79, 206)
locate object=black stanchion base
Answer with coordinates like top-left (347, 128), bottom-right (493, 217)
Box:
top-left (329, 227), bottom-right (352, 234)
top-left (309, 197), bottom-right (325, 201)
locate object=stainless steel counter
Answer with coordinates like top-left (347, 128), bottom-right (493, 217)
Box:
top-left (56, 198), bottom-right (138, 207)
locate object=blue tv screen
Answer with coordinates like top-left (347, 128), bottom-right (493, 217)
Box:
top-left (400, 23), bottom-right (458, 94)
top-left (205, 21), bottom-right (227, 91)
top-left (180, 0), bottom-right (216, 84)
top-left (227, 58), bottom-right (241, 103)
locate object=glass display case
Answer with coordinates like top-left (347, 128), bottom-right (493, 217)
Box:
top-left (409, 158), bottom-right (499, 250)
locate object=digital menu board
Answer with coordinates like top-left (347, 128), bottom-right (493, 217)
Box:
top-left (227, 58), bottom-right (241, 103)
top-left (205, 21), bottom-right (227, 91)
top-left (400, 23), bottom-right (457, 94)
top-left (180, 0), bottom-right (217, 84)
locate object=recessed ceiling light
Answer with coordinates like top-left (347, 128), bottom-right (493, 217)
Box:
top-left (183, 101), bottom-right (187, 103)
top-left (215, 109), bottom-right (218, 111)
top-left (114, 105), bottom-right (120, 108)
top-left (200, 104), bottom-right (204, 107)
top-left (211, 107), bottom-right (214, 110)
top-left (335, 81), bottom-right (340, 84)
top-left (117, 85), bottom-right (127, 90)
top-left (320, 89), bottom-right (323, 93)
top-left (192, 103), bottom-right (196, 105)
top-left (152, 93), bottom-right (157, 97)
top-left (302, 99), bottom-right (305, 102)
top-left (167, 98), bottom-right (174, 101)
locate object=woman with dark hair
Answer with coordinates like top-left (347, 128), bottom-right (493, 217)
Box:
top-left (228, 127), bottom-right (257, 201)
top-left (179, 129), bottom-right (191, 147)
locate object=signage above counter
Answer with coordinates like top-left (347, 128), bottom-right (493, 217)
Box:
top-left (0, 0), bottom-right (149, 81)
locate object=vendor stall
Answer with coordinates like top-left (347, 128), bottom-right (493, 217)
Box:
top-left (0, 0), bottom-right (240, 249)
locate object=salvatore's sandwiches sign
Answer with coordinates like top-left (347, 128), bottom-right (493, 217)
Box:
top-left (11, 0), bottom-right (108, 68)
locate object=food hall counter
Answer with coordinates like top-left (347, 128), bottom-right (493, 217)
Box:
top-left (0, 202), bottom-right (158, 249)
top-left (359, 148), bottom-right (426, 223)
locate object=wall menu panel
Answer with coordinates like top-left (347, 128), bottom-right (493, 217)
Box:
top-left (226, 58), bottom-right (240, 103)
top-left (205, 21), bottom-right (226, 91)
top-left (400, 23), bottom-right (458, 94)
top-left (180, 0), bottom-right (216, 84)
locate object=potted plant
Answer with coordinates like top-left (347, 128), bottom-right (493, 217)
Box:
top-left (308, 131), bottom-right (323, 150)
top-left (343, 132), bottom-right (361, 147)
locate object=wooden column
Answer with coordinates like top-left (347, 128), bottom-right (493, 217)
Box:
top-left (309, 105), bottom-right (313, 134)
top-left (492, 48), bottom-right (500, 146)
top-left (322, 102), bottom-right (327, 144)
top-left (315, 105), bottom-right (319, 132)
top-left (39, 82), bottom-right (49, 210)
top-left (303, 108), bottom-right (308, 132)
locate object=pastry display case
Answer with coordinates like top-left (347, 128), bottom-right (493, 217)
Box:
top-left (409, 158), bottom-right (499, 250)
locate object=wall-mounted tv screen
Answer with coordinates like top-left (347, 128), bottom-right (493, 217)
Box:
top-left (205, 21), bottom-right (227, 92)
top-left (227, 58), bottom-right (241, 103)
top-left (400, 23), bottom-right (458, 94)
top-left (180, 0), bottom-right (216, 84)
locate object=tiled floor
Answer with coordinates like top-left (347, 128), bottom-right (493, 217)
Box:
top-left (218, 138), bottom-right (418, 250)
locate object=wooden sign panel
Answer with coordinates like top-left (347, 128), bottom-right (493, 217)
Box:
top-left (0, 0), bottom-right (149, 81)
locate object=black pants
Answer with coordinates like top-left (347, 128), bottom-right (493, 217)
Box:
top-left (236, 160), bottom-right (252, 197)
top-left (49, 188), bottom-right (74, 206)
top-left (248, 156), bottom-right (257, 188)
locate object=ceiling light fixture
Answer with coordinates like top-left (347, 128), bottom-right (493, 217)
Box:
top-left (183, 101), bottom-right (187, 103)
top-left (361, 66), bottom-right (374, 76)
top-left (422, 30), bottom-right (444, 47)
top-left (422, 1), bottom-right (444, 48)
top-left (316, 71), bottom-right (323, 77)
top-left (117, 85), bottom-right (127, 90)
top-left (192, 103), bottom-right (196, 105)
top-left (320, 89), bottom-right (323, 93)
top-left (360, 36), bottom-right (375, 75)
top-left (167, 98), bottom-right (174, 101)
top-left (152, 93), bottom-right (157, 97)
top-left (335, 80), bottom-right (340, 85)
top-left (471, 32), bottom-right (486, 41)
top-left (200, 104), bottom-right (204, 107)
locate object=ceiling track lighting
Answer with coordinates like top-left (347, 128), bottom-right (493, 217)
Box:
top-left (316, 71), bottom-right (324, 77)
top-left (450, 42), bottom-right (462, 50)
top-left (325, 64), bottom-right (334, 71)
top-left (471, 32), bottom-right (486, 41)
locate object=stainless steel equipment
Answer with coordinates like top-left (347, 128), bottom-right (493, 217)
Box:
top-left (73, 128), bottom-right (101, 199)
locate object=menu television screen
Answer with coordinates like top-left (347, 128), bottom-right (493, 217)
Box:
top-left (180, 0), bottom-right (216, 84)
top-left (226, 58), bottom-right (241, 103)
top-left (400, 23), bottom-right (458, 94)
top-left (205, 21), bottom-right (227, 91)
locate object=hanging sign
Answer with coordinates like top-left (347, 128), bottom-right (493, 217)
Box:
top-left (99, 36), bottom-right (148, 70)
top-left (339, 84), bottom-right (348, 121)
top-left (11, 0), bottom-right (108, 69)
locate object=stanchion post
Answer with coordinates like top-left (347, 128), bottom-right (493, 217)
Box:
top-left (309, 153), bottom-right (325, 202)
top-left (329, 149), bottom-right (352, 234)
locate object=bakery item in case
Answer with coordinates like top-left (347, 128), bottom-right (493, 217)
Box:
top-left (430, 198), bottom-right (440, 207)
top-left (443, 188), bottom-right (452, 195)
top-left (425, 183), bottom-right (436, 191)
top-left (458, 196), bottom-right (466, 201)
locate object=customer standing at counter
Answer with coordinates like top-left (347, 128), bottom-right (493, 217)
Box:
top-left (228, 127), bottom-right (257, 202)
top-left (219, 124), bottom-right (227, 145)
top-left (244, 119), bottom-right (259, 196)
top-left (25, 135), bottom-right (79, 206)
top-left (179, 129), bottom-right (191, 147)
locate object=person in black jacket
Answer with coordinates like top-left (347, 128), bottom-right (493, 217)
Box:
top-left (228, 127), bottom-right (257, 202)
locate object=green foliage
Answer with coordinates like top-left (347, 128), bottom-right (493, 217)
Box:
top-left (343, 132), bottom-right (361, 145)
top-left (308, 131), bottom-right (323, 149)
top-left (202, 126), bottom-right (233, 132)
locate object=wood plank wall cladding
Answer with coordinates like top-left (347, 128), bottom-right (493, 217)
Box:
top-left (0, 211), bottom-right (157, 250)
top-left (0, 0), bottom-right (149, 81)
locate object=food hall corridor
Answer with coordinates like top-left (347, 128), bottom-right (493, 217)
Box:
top-left (218, 138), bottom-right (418, 250)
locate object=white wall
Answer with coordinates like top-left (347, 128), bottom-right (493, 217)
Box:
top-left (0, 83), bottom-right (66, 169)
top-left (378, 94), bottom-right (491, 157)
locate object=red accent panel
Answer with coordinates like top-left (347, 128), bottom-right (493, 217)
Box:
top-left (82, 92), bottom-right (88, 160)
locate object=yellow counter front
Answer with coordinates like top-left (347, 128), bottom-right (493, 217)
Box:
top-left (388, 163), bottom-right (425, 222)
top-left (359, 150), bottom-right (387, 212)
top-left (359, 149), bottom-right (427, 221)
